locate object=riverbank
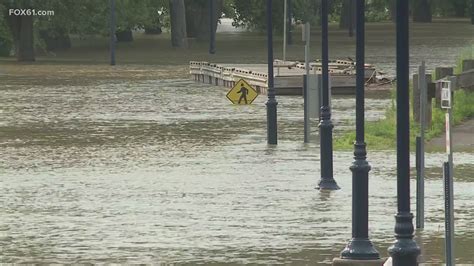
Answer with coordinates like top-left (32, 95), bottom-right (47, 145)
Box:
top-left (334, 89), bottom-right (474, 151)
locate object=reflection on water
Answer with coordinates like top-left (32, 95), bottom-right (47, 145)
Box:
top-left (0, 75), bottom-right (473, 264)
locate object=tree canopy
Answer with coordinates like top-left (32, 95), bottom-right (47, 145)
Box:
top-left (0, 0), bottom-right (472, 60)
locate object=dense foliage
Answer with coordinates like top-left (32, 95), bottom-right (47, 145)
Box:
top-left (0, 0), bottom-right (472, 59)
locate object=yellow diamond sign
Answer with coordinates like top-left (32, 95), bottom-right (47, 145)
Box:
top-left (226, 79), bottom-right (258, 105)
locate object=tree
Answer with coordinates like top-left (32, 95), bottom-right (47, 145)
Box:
top-left (339, 0), bottom-right (355, 29)
top-left (413, 0), bottom-right (432, 22)
top-left (3, 0), bottom-right (35, 61)
top-left (170, 0), bottom-right (187, 47)
top-left (452, 0), bottom-right (468, 17)
top-left (185, 0), bottom-right (223, 41)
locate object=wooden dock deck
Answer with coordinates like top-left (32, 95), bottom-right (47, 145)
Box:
top-left (189, 60), bottom-right (384, 95)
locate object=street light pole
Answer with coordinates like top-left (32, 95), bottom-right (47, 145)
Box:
top-left (109, 0), bottom-right (116, 66)
top-left (318, 0), bottom-right (339, 190)
top-left (209, 0), bottom-right (216, 54)
top-left (266, 0), bottom-right (278, 145)
top-left (388, 0), bottom-right (421, 265)
top-left (340, 0), bottom-right (379, 259)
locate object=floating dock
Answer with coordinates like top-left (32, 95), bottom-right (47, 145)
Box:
top-left (190, 60), bottom-right (386, 95)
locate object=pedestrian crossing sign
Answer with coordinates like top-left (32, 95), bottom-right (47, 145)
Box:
top-left (226, 79), bottom-right (258, 105)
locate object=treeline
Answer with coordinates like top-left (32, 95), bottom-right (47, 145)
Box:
top-left (0, 0), bottom-right (473, 61)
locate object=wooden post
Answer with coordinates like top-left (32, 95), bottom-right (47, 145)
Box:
top-left (435, 67), bottom-right (453, 80)
top-left (413, 73), bottom-right (432, 123)
top-left (462, 59), bottom-right (474, 72)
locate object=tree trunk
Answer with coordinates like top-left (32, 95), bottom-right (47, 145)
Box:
top-left (7, 14), bottom-right (35, 61)
top-left (170, 0), bottom-right (188, 48)
top-left (40, 30), bottom-right (71, 51)
top-left (413, 0), bottom-right (432, 23)
top-left (185, 0), bottom-right (222, 41)
top-left (145, 16), bottom-right (162, 34)
top-left (389, 0), bottom-right (396, 22)
top-left (452, 0), bottom-right (467, 17)
top-left (339, 0), bottom-right (355, 30)
top-left (472, 0), bottom-right (474, 25)
top-left (116, 29), bottom-right (134, 42)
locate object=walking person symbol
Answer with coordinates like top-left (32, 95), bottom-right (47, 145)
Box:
top-left (237, 84), bottom-right (249, 104)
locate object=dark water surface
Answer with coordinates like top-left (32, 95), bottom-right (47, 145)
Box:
top-left (0, 75), bottom-right (473, 264)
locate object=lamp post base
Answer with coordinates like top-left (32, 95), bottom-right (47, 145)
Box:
top-left (317, 178), bottom-right (340, 190)
top-left (333, 258), bottom-right (387, 266)
top-left (341, 238), bottom-right (380, 260)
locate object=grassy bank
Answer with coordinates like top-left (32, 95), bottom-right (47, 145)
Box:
top-left (335, 45), bottom-right (474, 151)
top-left (334, 89), bottom-right (474, 150)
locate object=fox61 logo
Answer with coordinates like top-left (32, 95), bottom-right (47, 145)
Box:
top-left (9, 9), bottom-right (54, 16)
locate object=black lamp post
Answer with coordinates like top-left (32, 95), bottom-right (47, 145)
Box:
top-left (340, 0), bottom-right (379, 259)
top-left (209, 0), bottom-right (216, 54)
top-left (318, 0), bottom-right (339, 190)
top-left (266, 0), bottom-right (278, 145)
top-left (109, 0), bottom-right (116, 66)
top-left (388, 0), bottom-right (420, 264)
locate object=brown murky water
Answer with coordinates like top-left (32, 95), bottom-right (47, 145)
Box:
top-left (0, 20), bottom-right (473, 264)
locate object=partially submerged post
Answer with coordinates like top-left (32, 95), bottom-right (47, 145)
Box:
top-left (440, 78), bottom-right (455, 266)
top-left (317, 0), bottom-right (339, 190)
top-left (388, 0), bottom-right (420, 264)
top-left (266, 0), bottom-right (278, 145)
top-left (303, 22), bottom-right (310, 143)
top-left (339, 0), bottom-right (380, 262)
top-left (109, 0), bottom-right (116, 66)
top-left (416, 62), bottom-right (427, 229)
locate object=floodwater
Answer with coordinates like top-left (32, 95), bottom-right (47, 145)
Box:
top-left (0, 72), bottom-right (473, 264)
top-left (1, 20), bottom-right (474, 265)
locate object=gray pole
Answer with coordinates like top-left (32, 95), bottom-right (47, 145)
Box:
top-left (283, 0), bottom-right (287, 61)
top-left (416, 61), bottom-right (426, 229)
top-left (287, 0), bottom-right (292, 45)
top-left (304, 22), bottom-right (310, 143)
top-left (388, 0), bottom-right (421, 264)
top-left (266, 0), bottom-right (278, 145)
top-left (317, 0), bottom-right (339, 190)
top-left (109, 0), bottom-right (116, 66)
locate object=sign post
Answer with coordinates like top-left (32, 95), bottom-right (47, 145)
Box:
top-left (440, 79), bottom-right (455, 266)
